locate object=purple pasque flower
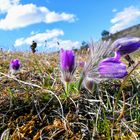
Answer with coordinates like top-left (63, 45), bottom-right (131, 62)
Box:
top-left (112, 37), bottom-right (140, 56)
top-left (60, 48), bottom-right (75, 82)
top-left (60, 48), bottom-right (75, 72)
top-left (10, 59), bottom-right (20, 71)
top-left (98, 58), bottom-right (128, 78)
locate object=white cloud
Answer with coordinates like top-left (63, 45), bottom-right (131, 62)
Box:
top-left (0, 0), bottom-right (20, 13)
top-left (110, 6), bottom-right (140, 33)
top-left (0, 1), bottom-right (76, 30)
top-left (14, 29), bottom-right (64, 46)
top-left (14, 29), bottom-right (81, 52)
top-left (47, 38), bottom-right (81, 50)
top-left (45, 12), bottom-right (75, 23)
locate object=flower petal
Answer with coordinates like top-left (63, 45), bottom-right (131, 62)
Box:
top-left (98, 58), bottom-right (128, 78)
top-left (112, 37), bottom-right (140, 55)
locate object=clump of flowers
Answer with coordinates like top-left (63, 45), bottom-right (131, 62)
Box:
top-left (78, 40), bottom-right (119, 91)
top-left (10, 59), bottom-right (20, 75)
top-left (60, 37), bottom-right (140, 94)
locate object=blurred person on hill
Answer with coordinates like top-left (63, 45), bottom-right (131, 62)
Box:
top-left (30, 41), bottom-right (37, 53)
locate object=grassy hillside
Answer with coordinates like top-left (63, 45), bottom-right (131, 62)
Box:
top-left (0, 47), bottom-right (140, 139)
top-left (103, 24), bottom-right (140, 41)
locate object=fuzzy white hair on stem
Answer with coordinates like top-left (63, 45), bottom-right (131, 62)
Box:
top-left (82, 39), bottom-right (116, 82)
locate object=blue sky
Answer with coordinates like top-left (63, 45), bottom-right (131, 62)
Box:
top-left (0, 0), bottom-right (140, 52)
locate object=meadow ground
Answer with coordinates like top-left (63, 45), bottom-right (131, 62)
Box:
top-left (0, 49), bottom-right (140, 140)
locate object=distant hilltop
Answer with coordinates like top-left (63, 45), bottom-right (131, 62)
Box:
top-left (80, 24), bottom-right (140, 51)
top-left (102, 24), bottom-right (140, 41)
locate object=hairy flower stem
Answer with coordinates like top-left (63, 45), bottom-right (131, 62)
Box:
top-left (93, 82), bottom-right (97, 92)
top-left (78, 76), bottom-right (84, 91)
top-left (65, 82), bottom-right (69, 97)
top-left (7, 88), bottom-right (16, 108)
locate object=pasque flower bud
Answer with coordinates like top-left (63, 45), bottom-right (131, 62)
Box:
top-left (60, 48), bottom-right (75, 83)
